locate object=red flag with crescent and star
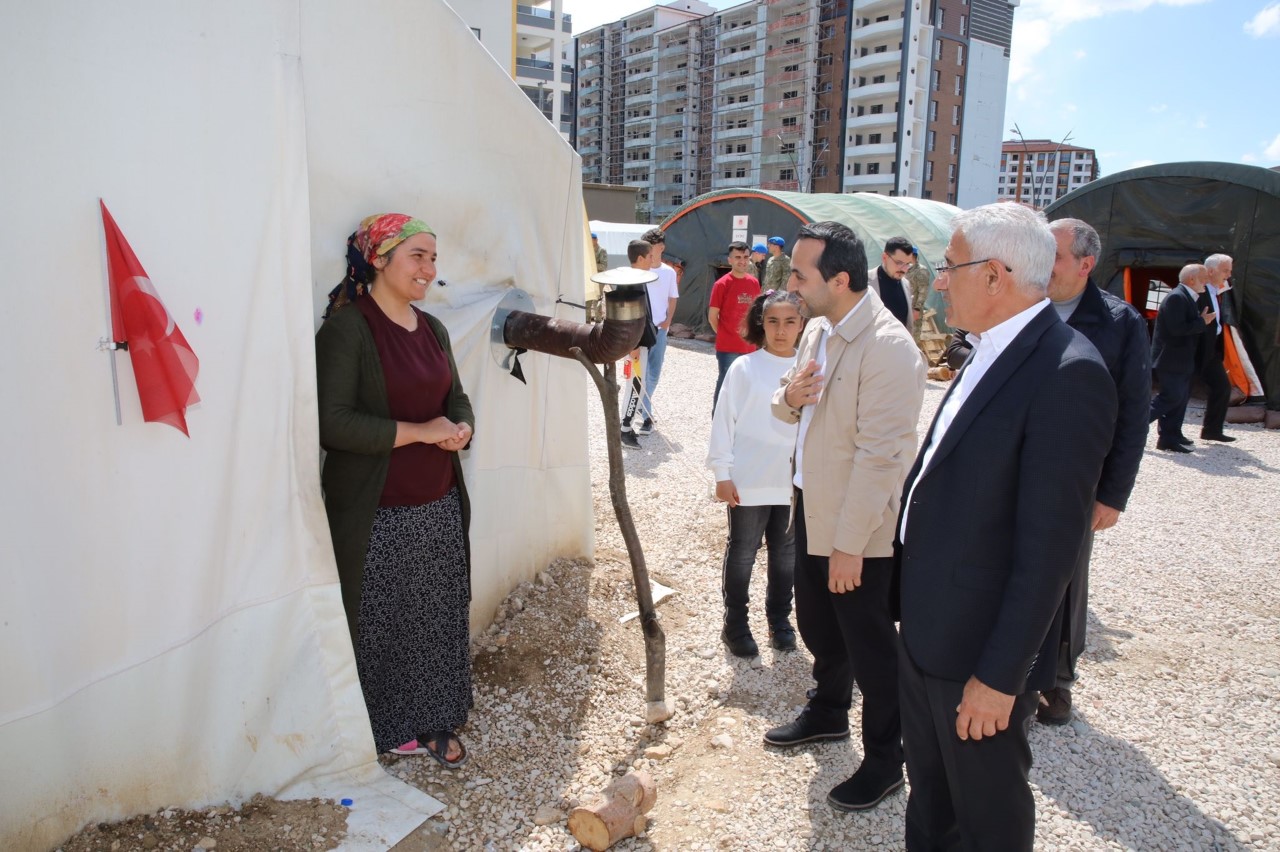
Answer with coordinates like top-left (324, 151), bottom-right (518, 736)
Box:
top-left (101, 200), bottom-right (200, 435)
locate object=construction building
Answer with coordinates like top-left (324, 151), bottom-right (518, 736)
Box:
top-left (452, 0), bottom-right (577, 142)
top-left (997, 139), bottom-right (1101, 208)
top-left (576, 0), bottom-right (1020, 222)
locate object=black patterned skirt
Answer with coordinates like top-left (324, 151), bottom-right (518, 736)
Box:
top-left (356, 488), bottom-right (472, 753)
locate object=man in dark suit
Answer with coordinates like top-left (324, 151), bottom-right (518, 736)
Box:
top-left (1198, 254), bottom-right (1235, 442)
top-left (895, 203), bottom-right (1117, 850)
top-left (1149, 264), bottom-right (1217, 452)
top-left (1037, 218), bottom-right (1151, 725)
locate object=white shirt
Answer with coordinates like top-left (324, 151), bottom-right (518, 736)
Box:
top-left (794, 295), bottom-right (869, 489)
top-left (706, 350), bottom-right (799, 506)
top-left (1204, 283), bottom-right (1222, 336)
top-left (900, 299), bottom-right (1052, 539)
top-left (647, 262), bottom-right (680, 326)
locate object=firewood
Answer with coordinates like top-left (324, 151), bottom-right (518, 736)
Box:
top-left (568, 771), bottom-right (657, 851)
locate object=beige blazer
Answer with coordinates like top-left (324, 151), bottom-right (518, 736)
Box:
top-left (771, 287), bottom-right (926, 558)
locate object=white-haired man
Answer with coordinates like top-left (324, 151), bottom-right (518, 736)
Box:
top-left (1199, 253), bottom-right (1235, 442)
top-left (895, 203), bottom-right (1116, 850)
top-left (1037, 218), bottom-right (1151, 725)
top-left (1149, 264), bottom-right (1216, 451)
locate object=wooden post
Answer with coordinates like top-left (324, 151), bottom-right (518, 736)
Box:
top-left (568, 771), bottom-right (657, 851)
top-left (570, 348), bottom-right (671, 724)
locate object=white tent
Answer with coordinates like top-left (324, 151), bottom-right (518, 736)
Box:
top-left (0, 1), bottom-right (593, 849)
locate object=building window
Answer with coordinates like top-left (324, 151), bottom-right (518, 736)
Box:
top-left (867, 163), bottom-right (880, 175)
top-left (852, 163), bottom-right (861, 175)
top-left (950, 135), bottom-right (958, 154)
top-left (957, 44), bottom-right (965, 63)
top-left (672, 195), bottom-right (682, 205)
top-left (954, 76), bottom-right (963, 95)
top-left (951, 104), bottom-right (959, 126)
top-left (873, 74), bottom-right (886, 84)
top-left (780, 168), bottom-right (795, 181)
top-left (781, 116), bottom-right (798, 127)
top-left (960, 15), bottom-right (967, 36)
top-left (925, 160), bottom-right (934, 181)
top-left (784, 63), bottom-right (800, 72)
top-left (870, 104), bottom-right (883, 114)
top-left (947, 164), bottom-right (956, 182)
top-left (816, 108), bottom-right (830, 122)
top-left (927, 130), bottom-right (936, 152)
top-left (931, 69), bottom-right (940, 91)
top-left (929, 101), bottom-right (938, 121)
top-left (874, 45), bottom-right (887, 54)
top-left (735, 167), bottom-right (746, 178)
top-left (868, 133), bottom-right (882, 144)
top-left (934, 39), bottom-right (942, 60)
top-left (781, 142), bottom-right (797, 154)
top-left (783, 90), bottom-right (799, 100)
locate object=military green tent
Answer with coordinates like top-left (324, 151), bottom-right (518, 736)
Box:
top-left (659, 189), bottom-right (960, 333)
top-left (1046, 162), bottom-right (1280, 411)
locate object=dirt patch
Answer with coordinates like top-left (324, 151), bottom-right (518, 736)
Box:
top-left (56, 795), bottom-right (346, 851)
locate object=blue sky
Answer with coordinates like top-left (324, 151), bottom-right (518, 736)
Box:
top-left (567, 0), bottom-right (1280, 176)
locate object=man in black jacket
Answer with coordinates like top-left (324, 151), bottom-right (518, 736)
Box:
top-left (1198, 254), bottom-right (1236, 442)
top-left (896, 203), bottom-right (1116, 850)
top-left (1149, 265), bottom-right (1216, 451)
top-left (1036, 218), bottom-right (1151, 724)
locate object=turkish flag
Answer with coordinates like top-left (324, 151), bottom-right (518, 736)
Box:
top-left (101, 201), bottom-right (200, 435)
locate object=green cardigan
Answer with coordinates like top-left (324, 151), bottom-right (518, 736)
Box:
top-left (315, 303), bottom-right (475, 640)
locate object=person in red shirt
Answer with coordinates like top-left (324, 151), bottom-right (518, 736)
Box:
top-left (709, 241), bottom-right (762, 411)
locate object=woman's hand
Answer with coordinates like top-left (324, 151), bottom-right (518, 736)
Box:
top-left (437, 422), bottom-right (473, 452)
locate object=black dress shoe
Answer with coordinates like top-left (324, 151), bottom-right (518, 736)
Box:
top-left (763, 710), bottom-right (850, 747)
top-left (1200, 432), bottom-right (1237, 442)
top-left (769, 624), bottom-right (798, 652)
top-left (1036, 686), bottom-right (1073, 725)
top-left (720, 628), bottom-right (758, 658)
top-left (1156, 439), bottom-right (1193, 453)
top-left (827, 766), bottom-right (905, 812)
top-left (1174, 434), bottom-right (1194, 446)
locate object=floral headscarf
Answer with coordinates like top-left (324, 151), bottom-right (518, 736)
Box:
top-left (324, 213), bottom-right (435, 318)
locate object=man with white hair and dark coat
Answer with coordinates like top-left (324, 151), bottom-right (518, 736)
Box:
top-left (895, 203), bottom-right (1116, 850)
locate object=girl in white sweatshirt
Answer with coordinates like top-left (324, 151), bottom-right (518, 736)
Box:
top-left (706, 289), bottom-right (804, 657)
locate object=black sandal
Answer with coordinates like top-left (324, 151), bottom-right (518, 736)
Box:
top-left (423, 730), bottom-right (467, 769)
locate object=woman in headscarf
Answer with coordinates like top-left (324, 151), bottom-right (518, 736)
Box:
top-left (316, 213), bottom-right (475, 767)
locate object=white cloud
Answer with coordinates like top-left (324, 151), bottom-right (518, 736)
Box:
top-left (1129, 159), bottom-right (1157, 169)
top-left (1074, 49), bottom-right (1088, 59)
top-left (1064, 103), bottom-right (1078, 113)
top-left (1245, 2), bottom-right (1280, 37)
top-left (1265, 132), bottom-right (1280, 159)
top-left (1195, 116), bottom-right (1208, 129)
top-left (1011, 0), bottom-right (1211, 83)
top-left (1150, 104), bottom-right (1169, 113)
top-left (1242, 153), bottom-right (1259, 163)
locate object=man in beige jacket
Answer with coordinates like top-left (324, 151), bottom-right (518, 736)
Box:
top-left (764, 221), bottom-right (926, 813)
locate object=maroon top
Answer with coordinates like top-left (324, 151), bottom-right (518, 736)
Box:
top-left (356, 298), bottom-right (456, 506)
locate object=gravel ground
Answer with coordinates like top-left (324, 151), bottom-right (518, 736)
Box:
top-left (387, 337), bottom-right (1280, 852)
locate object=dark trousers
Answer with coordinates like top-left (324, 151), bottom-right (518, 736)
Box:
top-left (793, 490), bottom-right (902, 770)
top-left (1055, 528), bottom-right (1093, 689)
top-left (1149, 368), bottom-right (1191, 439)
top-left (713, 351), bottom-right (743, 413)
top-left (900, 650), bottom-right (1038, 851)
top-left (1199, 342), bottom-right (1231, 435)
top-left (721, 503), bottom-right (794, 633)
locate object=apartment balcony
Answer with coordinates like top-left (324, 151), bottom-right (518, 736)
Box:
top-left (515, 57), bottom-right (555, 82)
top-left (624, 133), bottom-right (654, 147)
top-left (849, 80), bottom-right (898, 101)
top-left (856, 0), bottom-right (903, 15)
top-left (516, 5), bottom-right (556, 30)
top-left (578, 104), bottom-right (601, 118)
top-left (577, 143), bottom-right (601, 155)
top-left (765, 68), bottom-right (806, 88)
top-left (657, 112), bottom-right (687, 126)
top-left (767, 12), bottom-right (809, 33)
top-left (846, 111), bottom-right (897, 131)
top-left (625, 24), bottom-right (655, 43)
top-left (718, 73), bottom-right (755, 91)
top-left (760, 152), bottom-right (795, 166)
top-left (854, 17), bottom-right (905, 42)
top-left (658, 89), bottom-right (690, 104)
top-left (850, 49), bottom-right (901, 73)
top-left (717, 125), bottom-right (756, 140)
top-left (763, 96), bottom-right (804, 114)
top-left (625, 91), bottom-right (656, 108)
top-left (626, 42), bottom-right (656, 61)
top-left (655, 158), bottom-right (688, 170)
top-left (765, 43), bottom-right (806, 60)
top-left (845, 173), bottom-right (893, 189)
top-left (580, 38), bottom-right (602, 55)
top-left (846, 142), bottom-right (895, 159)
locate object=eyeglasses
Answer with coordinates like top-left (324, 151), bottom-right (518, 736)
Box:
top-left (935, 258), bottom-right (1013, 275)
top-left (887, 257), bottom-right (916, 270)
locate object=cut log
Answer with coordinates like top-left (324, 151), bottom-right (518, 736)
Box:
top-left (568, 771), bottom-right (657, 851)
